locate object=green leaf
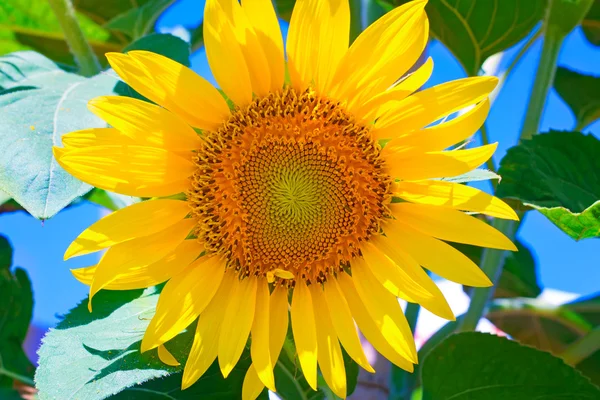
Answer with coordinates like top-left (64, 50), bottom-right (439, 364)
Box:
top-left (0, 51), bottom-right (117, 219)
top-left (0, 0), bottom-right (122, 66)
top-left (274, 0), bottom-right (296, 21)
top-left (122, 33), bottom-right (190, 66)
top-left (274, 331), bottom-right (359, 399)
top-left (36, 288), bottom-right (258, 400)
top-left (487, 294), bottom-right (600, 386)
top-left (554, 67), bottom-right (600, 130)
top-left (0, 190), bottom-right (10, 205)
top-left (73, 0), bottom-right (153, 24)
top-left (104, 0), bottom-right (176, 39)
top-left (546, 0), bottom-right (594, 37)
top-left (441, 169), bottom-right (501, 184)
top-left (0, 235), bottom-right (34, 387)
top-left (274, 334), bottom-right (325, 400)
top-left (388, 0), bottom-right (546, 76)
top-left (421, 332), bottom-right (600, 399)
top-left (0, 388), bottom-right (24, 400)
top-left (496, 130), bottom-right (600, 240)
top-left (581, 0), bottom-right (600, 46)
top-left (457, 240), bottom-right (541, 299)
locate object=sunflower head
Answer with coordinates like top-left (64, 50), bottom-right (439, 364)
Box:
top-left (56, 0), bottom-right (517, 398)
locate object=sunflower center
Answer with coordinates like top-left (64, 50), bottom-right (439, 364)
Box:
top-left (188, 88), bottom-right (392, 285)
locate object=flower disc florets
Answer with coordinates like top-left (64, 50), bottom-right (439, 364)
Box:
top-left (188, 88), bottom-right (392, 285)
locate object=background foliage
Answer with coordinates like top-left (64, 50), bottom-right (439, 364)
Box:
top-left (0, 0), bottom-right (599, 399)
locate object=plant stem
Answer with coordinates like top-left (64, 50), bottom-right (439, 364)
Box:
top-left (389, 303), bottom-right (421, 400)
top-left (479, 123), bottom-right (495, 171)
top-left (458, 0), bottom-right (571, 333)
top-left (520, 27), bottom-right (564, 141)
top-left (561, 326), bottom-right (600, 366)
top-left (48, 0), bottom-right (100, 77)
top-left (0, 367), bottom-right (35, 387)
top-left (349, 0), bottom-right (363, 43)
top-left (458, 219), bottom-right (518, 332)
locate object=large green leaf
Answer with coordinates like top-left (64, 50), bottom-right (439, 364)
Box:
top-left (496, 131), bottom-right (600, 240)
top-left (385, 0), bottom-right (546, 76)
top-left (581, 0), bottom-right (600, 46)
top-left (0, 0), bottom-right (122, 66)
top-left (421, 332), bottom-right (600, 399)
top-left (104, 0), bottom-right (176, 39)
top-left (0, 235), bottom-right (34, 387)
top-left (456, 240), bottom-right (541, 299)
top-left (0, 51), bottom-right (117, 219)
top-left (487, 294), bottom-right (600, 386)
top-left (36, 288), bottom-right (262, 400)
top-left (73, 0), bottom-right (153, 24)
top-left (554, 67), bottom-right (600, 130)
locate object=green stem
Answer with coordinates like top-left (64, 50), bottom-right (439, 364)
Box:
top-left (47, 0), bottom-right (100, 77)
top-left (561, 326), bottom-right (600, 366)
top-left (520, 26), bottom-right (564, 141)
top-left (389, 303), bottom-right (421, 400)
top-left (349, 0), bottom-right (363, 43)
top-left (458, 218), bottom-right (518, 332)
top-left (479, 123), bottom-right (495, 171)
top-left (503, 29), bottom-right (541, 81)
top-left (458, 2), bottom-right (570, 333)
top-left (0, 367), bottom-right (35, 387)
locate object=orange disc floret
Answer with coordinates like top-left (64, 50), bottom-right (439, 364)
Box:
top-left (188, 88), bottom-right (392, 285)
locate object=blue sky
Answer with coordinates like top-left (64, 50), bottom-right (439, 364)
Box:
top-left (0, 0), bottom-right (598, 327)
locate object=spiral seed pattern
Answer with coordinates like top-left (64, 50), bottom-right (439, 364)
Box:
top-left (188, 88), bottom-right (392, 285)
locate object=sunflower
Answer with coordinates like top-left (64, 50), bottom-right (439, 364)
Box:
top-left (55, 0), bottom-right (517, 398)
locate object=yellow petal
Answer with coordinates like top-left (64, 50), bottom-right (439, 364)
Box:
top-left (106, 52), bottom-right (228, 131)
top-left (323, 280), bottom-right (374, 373)
top-left (70, 265), bottom-right (96, 285)
top-left (141, 255), bottom-right (225, 352)
top-left (62, 128), bottom-right (131, 149)
top-left (74, 240), bottom-right (202, 291)
top-left (182, 271), bottom-right (235, 390)
top-left (204, 0), bottom-right (253, 106)
top-left (88, 218), bottom-right (196, 309)
top-left (242, 366), bottom-right (264, 400)
top-left (374, 76), bottom-right (498, 139)
top-left (383, 221), bottom-right (492, 287)
top-left (392, 99), bottom-right (490, 152)
top-left (365, 239), bottom-right (454, 320)
top-left (65, 199), bottom-right (190, 259)
top-left (391, 202), bottom-right (518, 251)
top-left (218, 0), bottom-right (273, 96)
top-left (242, 0), bottom-right (285, 92)
top-left (385, 143), bottom-right (498, 181)
top-left (311, 285), bottom-right (347, 398)
top-left (393, 180), bottom-right (518, 220)
top-left (54, 145), bottom-right (194, 197)
top-left (158, 344), bottom-right (180, 366)
top-left (219, 276), bottom-right (257, 378)
top-left (269, 284), bottom-right (290, 360)
top-left (354, 57), bottom-right (434, 122)
top-left (291, 280), bottom-right (318, 390)
top-left (336, 275), bottom-right (415, 371)
top-left (286, 0), bottom-right (350, 93)
top-left (87, 96), bottom-right (201, 153)
top-left (346, 261), bottom-right (418, 362)
top-left (242, 284), bottom-right (290, 396)
top-left (330, 0), bottom-right (428, 110)
top-left (250, 279), bottom-right (275, 391)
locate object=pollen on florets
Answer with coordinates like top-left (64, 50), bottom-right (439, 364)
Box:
top-left (187, 88), bottom-right (392, 285)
